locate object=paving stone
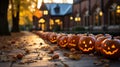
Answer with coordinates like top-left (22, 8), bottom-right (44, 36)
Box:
top-left (0, 62), bottom-right (11, 67)
top-left (1, 31), bottom-right (120, 67)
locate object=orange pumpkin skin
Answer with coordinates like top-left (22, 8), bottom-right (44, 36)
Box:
top-left (78, 36), bottom-right (96, 53)
top-left (48, 33), bottom-right (57, 44)
top-left (101, 39), bottom-right (120, 59)
top-left (45, 32), bottom-right (52, 41)
top-left (95, 34), bottom-right (104, 40)
top-left (95, 36), bottom-right (108, 53)
top-left (57, 34), bottom-right (66, 42)
top-left (67, 35), bottom-right (80, 49)
top-left (57, 35), bottom-right (68, 48)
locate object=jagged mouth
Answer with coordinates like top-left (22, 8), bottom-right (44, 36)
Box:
top-left (79, 47), bottom-right (94, 52)
top-left (61, 43), bottom-right (68, 47)
top-left (50, 39), bottom-right (57, 43)
top-left (69, 43), bottom-right (76, 46)
top-left (103, 49), bottom-right (118, 55)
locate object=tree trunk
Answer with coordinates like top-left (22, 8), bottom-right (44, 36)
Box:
top-left (0, 0), bottom-right (10, 36)
top-left (11, 0), bottom-right (20, 32)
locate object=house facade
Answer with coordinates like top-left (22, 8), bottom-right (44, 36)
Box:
top-left (33, 0), bottom-right (120, 32)
top-left (33, 1), bottom-right (72, 31)
top-left (73, 0), bottom-right (120, 32)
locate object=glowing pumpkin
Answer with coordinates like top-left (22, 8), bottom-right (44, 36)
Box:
top-left (101, 38), bottom-right (120, 59)
top-left (48, 33), bottom-right (57, 44)
top-left (67, 35), bottom-right (80, 49)
top-left (57, 35), bottom-right (68, 48)
top-left (95, 36), bottom-right (108, 53)
top-left (57, 33), bottom-right (66, 42)
top-left (78, 36), bottom-right (96, 53)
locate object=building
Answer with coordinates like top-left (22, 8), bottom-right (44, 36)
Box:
top-left (33, 0), bottom-right (120, 33)
top-left (73, 0), bottom-right (120, 32)
top-left (33, 1), bottom-right (72, 31)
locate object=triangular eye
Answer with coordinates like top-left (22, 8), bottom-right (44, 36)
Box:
top-left (64, 40), bottom-right (66, 43)
top-left (89, 40), bottom-right (92, 44)
top-left (53, 37), bottom-right (56, 39)
top-left (83, 41), bottom-right (85, 44)
top-left (73, 40), bottom-right (75, 42)
top-left (104, 44), bottom-right (107, 47)
top-left (111, 44), bottom-right (116, 48)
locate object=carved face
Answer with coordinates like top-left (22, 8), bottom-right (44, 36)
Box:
top-left (68, 35), bottom-right (80, 49)
top-left (57, 36), bottom-right (68, 48)
top-left (95, 37), bottom-right (107, 53)
top-left (101, 39), bottom-right (120, 58)
top-left (49, 33), bottom-right (57, 43)
top-left (78, 36), bottom-right (95, 53)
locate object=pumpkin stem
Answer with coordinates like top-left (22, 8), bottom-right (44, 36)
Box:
top-left (86, 32), bottom-right (89, 36)
top-left (111, 35), bottom-right (114, 39)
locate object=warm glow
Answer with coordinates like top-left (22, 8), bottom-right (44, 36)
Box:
top-left (39, 18), bottom-right (45, 23)
top-left (79, 46), bottom-right (94, 52)
top-left (57, 21), bottom-right (62, 25)
top-left (50, 19), bottom-right (54, 25)
top-left (103, 49), bottom-right (118, 55)
top-left (50, 19), bottom-right (54, 30)
top-left (70, 16), bottom-right (73, 20)
top-left (117, 5), bottom-right (120, 9)
top-left (44, 10), bottom-right (48, 15)
top-left (33, 9), bottom-right (43, 18)
top-left (41, 24), bottom-right (45, 31)
top-left (55, 19), bottom-right (60, 22)
top-left (117, 5), bottom-right (120, 13)
top-left (37, 0), bottom-right (42, 9)
top-left (99, 11), bottom-right (103, 16)
top-left (117, 10), bottom-right (120, 13)
top-left (55, 19), bottom-right (62, 25)
top-left (75, 17), bottom-right (81, 22)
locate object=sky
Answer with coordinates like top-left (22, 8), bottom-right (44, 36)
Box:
top-left (37, 0), bottom-right (73, 9)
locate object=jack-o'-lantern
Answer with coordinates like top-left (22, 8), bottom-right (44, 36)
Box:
top-left (48, 33), bottom-right (57, 44)
top-left (68, 35), bottom-right (80, 49)
top-left (57, 35), bottom-right (68, 48)
top-left (95, 36), bottom-right (108, 54)
top-left (101, 38), bottom-right (120, 59)
top-left (78, 36), bottom-right (96, 53)
top-left (57, 33), bottom-right (66, 42)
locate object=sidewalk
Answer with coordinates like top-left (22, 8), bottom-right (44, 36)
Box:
top-left (0, 31), bottom-right (120, 67)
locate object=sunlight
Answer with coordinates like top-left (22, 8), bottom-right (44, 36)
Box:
top-left (37, 0), bottom-right (42, 9)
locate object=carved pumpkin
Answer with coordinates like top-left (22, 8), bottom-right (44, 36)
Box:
top-left (48, 33), bottom-right (57, 44)
top-left (67, 35), bottom-right (80, 49)
top-left (95, 36), bottom-right (108, 53)
top-left (101, 38), bottom-right (120, 59)
top-left (57, 35), bottom-right (68, 48)
top-left (78, 35), bottom-right (96, 53)
top-left (57, 33), bottom-right (66, 42)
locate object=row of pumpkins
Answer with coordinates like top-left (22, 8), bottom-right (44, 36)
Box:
top-left (34, 31), bottom-right (120, 59)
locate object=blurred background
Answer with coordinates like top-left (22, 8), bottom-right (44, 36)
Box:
top-left (0, 0), bottom-right (120, 35)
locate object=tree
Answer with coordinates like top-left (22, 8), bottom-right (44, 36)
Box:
top-left (0, 0), bottom-right (10, 36)
top-left (11, 0), bottom-right (20, 32)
